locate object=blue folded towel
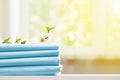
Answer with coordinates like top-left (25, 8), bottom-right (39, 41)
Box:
top-left (0, 50), bottom-right (59, 59)
top-left (0, 44), bottom-right (59, 52)
top-left (0, 66), bottom-right (61, 75)
top-left (0, 57), bottom-right (59, 67)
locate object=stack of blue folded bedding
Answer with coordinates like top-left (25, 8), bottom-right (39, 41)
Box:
top-left (0, 44), bottom-right (62, 76)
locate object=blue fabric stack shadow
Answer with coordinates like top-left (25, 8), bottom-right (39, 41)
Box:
top-left (0, 44), bottom-right (62, 76)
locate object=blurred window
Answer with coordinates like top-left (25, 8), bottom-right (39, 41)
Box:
top-left (29, 0), bottom-right (120, 59)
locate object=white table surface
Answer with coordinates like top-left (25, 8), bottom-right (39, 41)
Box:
top-left (0, 74), bottom-right (120, 80)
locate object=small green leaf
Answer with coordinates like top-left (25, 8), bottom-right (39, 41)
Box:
top-left (21, 40), bottom-right (27, 44)
top-left (15, 38), bottom-right (22, 43)
top-left (2, 37), bottom-right (11, 44)
top-left (46, 26), bottom-right (55, 33)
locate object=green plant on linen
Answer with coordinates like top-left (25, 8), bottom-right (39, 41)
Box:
top-left (3, 37), bottom-right (27, 44)
top-left (39, 26), bottom-right (55, 43)
top-left (46, 26), bottom-right (55, 33)
top-left (21, 40), bottom-right (27, 44)
top-left (15, 38), bottom-right (27, 44)
top-left (2, 37), bottom-right (11, 44)
top-left (15, 38), bottom-right (22, 43)
top-left (2, 26), bottom-right (55, 44)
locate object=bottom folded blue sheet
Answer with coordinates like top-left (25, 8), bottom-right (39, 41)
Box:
top-left (0, 66), bottom-right (62, 76)
top-left (0, 72), bottom-right (61, 76)
top-left (0, 73), bottom-right (60, 76)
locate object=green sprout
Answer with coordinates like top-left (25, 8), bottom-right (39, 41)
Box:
top-left (2, 37), bottom-right (11, 44)
top-left (2, 37), bottom-right (27, 44)
top-left (15, 38), bottom-right (27, 44)
top-left (15, 38), bottom-right (22, 43)
top-left (46, 26), bottom-right (55, 33)
top-left (21, 40), bottom-right (27, 44)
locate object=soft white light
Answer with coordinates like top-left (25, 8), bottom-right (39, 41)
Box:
top-left (70, 11), bottom-right (77, 23)
top-left (10, 0), bottom-right (21, 40)
top-left (86, 33), bottom-right (92, 39)
top-left (31, 16), bottom-right (40, 23)
top-left (77, 21), bottom-right (84, 30)
top-left (75, 0), bottom-right (85, 4)
top-left (0, 39), bottom-right (3, 44)
top-left (76, 30), bottom-right (83, 37)
top-left (113, 0), bottom-right (120, 16)
top-left (56, 37), bottom-right (61, 42)
top-left (112, 23), bottom-right (117, 28)
top-left (68, 31), bottom-right (75, 41)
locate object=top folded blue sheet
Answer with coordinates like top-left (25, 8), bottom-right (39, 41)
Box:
top-left (0, 44), bottom-right (59, 52)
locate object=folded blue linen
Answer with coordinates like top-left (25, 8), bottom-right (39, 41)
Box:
top-left (0, 66), bottom-right (61, 75)
top-left (0, 44), bottom-right (59, 52)
top-left (0, 50), bottom-right (59, 59)
top-left (0, 57), bottom-right (59, 67)
top-left (0, 74), bottom-right (58, 76)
